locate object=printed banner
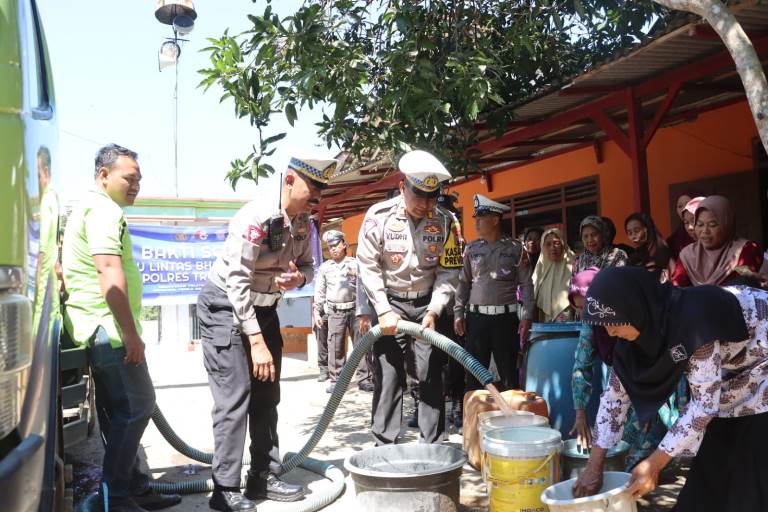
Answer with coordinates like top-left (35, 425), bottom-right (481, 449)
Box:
top-left (129, 223), bottom-right (318, 305)
top-left (130, 225), bottom-right (227, 305)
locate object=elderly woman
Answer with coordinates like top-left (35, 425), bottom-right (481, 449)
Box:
top-left (533, 228), bottom-right (576, 322)
top-left (572, 215), bottom-right (628, 275)
top-left (624, 212), bottom-right (673, 281)
top-left (573, 267), bottom-right (768, 510)
top-left (672, 195), bottom-right (763, 287)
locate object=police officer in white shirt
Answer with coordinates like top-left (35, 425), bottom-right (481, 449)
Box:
top-left (197, 157), bottom-right (335, 511)
top-left (357, 150), bottom-right (463, 444)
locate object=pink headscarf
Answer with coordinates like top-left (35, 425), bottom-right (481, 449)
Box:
top-left (569, 267), bottom-right (617, 364)
top-left (568, 266), bottom-right (599, 302)
top-left (683, 196), bottom-right (706, 216)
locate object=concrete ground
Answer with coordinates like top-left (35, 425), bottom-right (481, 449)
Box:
top-left (68, 340), bottom-right (684, 511)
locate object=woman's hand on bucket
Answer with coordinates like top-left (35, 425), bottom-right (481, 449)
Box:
top-left (572, 464), bottom-right (603, 497)
top-left (572, 447), bottom-right (607, 497)
top-left (626, 450), bottom-right (671, 500)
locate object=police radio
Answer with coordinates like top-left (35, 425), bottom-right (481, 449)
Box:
top-left (266, 173), bottom-right (285, 252)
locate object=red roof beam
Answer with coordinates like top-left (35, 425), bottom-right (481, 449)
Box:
top-left (472, 34), bottom-right (768, 155)
top-left (315, 172), bottom-right (403, 210)
top-left (504, 138), bottom-right (592, 147)
top-left (643, 82), bottom-right (683, 148)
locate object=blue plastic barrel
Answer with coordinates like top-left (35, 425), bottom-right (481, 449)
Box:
top-left (523, 322), bottom-right (606, 438)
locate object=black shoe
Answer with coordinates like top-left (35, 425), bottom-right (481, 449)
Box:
top-left (132, 488), bottom-right (181, 510)
top-left (245, 472), bottom-right (306, 502)
top-left (85, 493), bottom-right (149, 512)
top-left (358, 382), bottom-right (374, 392)
top-left (208, 490), bottom-right (258, 512)
top-left (325, 382), bottom-right (335, 394)
top-left (317, 372), bottom-right (329, 382)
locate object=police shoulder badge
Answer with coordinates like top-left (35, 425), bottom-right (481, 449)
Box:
top-left (246, 224), bottom-right (266, 244)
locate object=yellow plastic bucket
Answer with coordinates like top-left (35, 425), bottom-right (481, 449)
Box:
top-left (482, 426), bottom-right (562, 512)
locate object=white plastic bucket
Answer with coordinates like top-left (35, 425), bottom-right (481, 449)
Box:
top-left (482, 426), bottom-right (562, 512)
top-left (541, 471), bottom-right (637, 512)
top-left (477, 410), bottom-right (549, 441)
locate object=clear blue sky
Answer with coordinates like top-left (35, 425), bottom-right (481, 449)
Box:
top-left (37, 0), bottom-right (337, 203)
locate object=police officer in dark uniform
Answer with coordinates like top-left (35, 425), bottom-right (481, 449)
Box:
top-left (197, 157), bottom-right (336, 512)
top-left (314, 230), bottom-right (373, 392)
top-left (454, 194), bottom-right (534, 391)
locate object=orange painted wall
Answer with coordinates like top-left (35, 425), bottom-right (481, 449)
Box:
top-left (339, 101), bottom-right (757, 245)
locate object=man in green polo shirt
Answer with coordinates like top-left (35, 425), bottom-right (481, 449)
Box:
top-left (62, 144), bottom-right (180, 512)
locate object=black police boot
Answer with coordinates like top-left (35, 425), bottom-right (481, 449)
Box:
top-left (245, 471), bottom-right (306, 503)
top-left (208, 490), bottom-right (258, 512)
top-left (132, 488), bottom-right (182, 510)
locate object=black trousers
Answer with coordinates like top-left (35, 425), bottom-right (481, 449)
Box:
top-left (371, 295), bottom-right (445, 444)
top-left (464, 310), bottom-right (520, 391)
top-left (673, 411), bottom-right (768, 512)
top-left (197, 281), bottom-right (282, 487)
top-left (314, 313), bottom-right (329, 376)
top-left (437, 312), bottom-right (465, 401)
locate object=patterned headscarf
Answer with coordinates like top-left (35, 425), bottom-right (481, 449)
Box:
top-left (583, 267), bottom-right (748, 424)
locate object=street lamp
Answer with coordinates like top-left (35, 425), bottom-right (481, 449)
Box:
top-left (155, 0), bottom-right (198, 197)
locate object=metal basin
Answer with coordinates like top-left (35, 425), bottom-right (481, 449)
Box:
top-left (344, 443), bottom-right (467, 511)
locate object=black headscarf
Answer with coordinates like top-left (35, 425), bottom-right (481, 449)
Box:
top-left (582, 267), bottom-right (749, 424)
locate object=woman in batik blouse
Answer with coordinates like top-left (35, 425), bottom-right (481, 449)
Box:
top-left (567, 268), bottom-right (685, 471)
top-left (572, 267), bottom-right (768, 512)
top-left (571, 215), bottom-right (628, 276)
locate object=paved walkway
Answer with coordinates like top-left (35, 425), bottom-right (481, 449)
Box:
top-left (69, 340), bottom-right (683, 511)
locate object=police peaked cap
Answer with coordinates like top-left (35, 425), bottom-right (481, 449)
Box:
top-left (398, 150), bottom-right (451, 198)
top-left (473, 194), bottom-right (510, 216)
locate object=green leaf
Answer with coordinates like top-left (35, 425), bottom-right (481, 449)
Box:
top-left (263, 132), bottom-right (287, 145)
top-left (285, 103), bottom-right (297, 126)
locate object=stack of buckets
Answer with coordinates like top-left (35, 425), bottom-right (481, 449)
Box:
top-left (479, 410), bottom-right (562, 511)
top-left (478, 411), bottom-right (635, 511)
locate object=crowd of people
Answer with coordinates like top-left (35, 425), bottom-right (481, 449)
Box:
top-left (59, 142), bottom-right (768, 511)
